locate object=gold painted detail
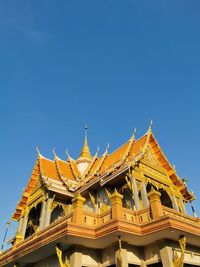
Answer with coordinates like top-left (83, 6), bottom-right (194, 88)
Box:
top-left (22, 194), bottom-right (44, 217)
top-left (119, 130), bottom-right (135, 164)
top-left (99, 203), bottom-right (110, 213)
top-left (99, 188), bottom-right (112, 213)
top-left (28, 219), bottom-right (39, 232)
top-left (29, 195), bottom-right (45, 213)
top-left (172, 236), bottom-right (186, 267)
top-left (125, 172), bottom-right (134, 197)
top-left (27, 188), bottom-right (45, 208)
top-left (72, 193), bottom-right (86, 208)
top-left (89, 192), bottom-right (96, 208)
top-left (105, 188), bottom-right (112, 199)
top-left (65, 181), bottom-right (78, 192)
top-left (145, 146), bottom-right (159, 166)
top-left (14, 233), bottom-right (23, 245)
top-left (140, 163), bottom-right (168, 182)
top-left (91, 144), bottom-right (109, 176)
top-left (50, 198), bottom-right (72, 216)
top-left (56, 245), bottom-right (70, 267)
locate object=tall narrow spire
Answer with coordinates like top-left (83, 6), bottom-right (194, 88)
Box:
top-left (85, 124), bottom-right (88, 144)
top-left (78, 125), bottom-right (92, 161)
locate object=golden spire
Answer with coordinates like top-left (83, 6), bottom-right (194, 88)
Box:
top-left (78, 125), bottom-right (92, 161)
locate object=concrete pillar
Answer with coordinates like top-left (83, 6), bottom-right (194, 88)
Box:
top-left (14, 214), bottom-right (28, 246)
top-left (43, 198), bottom-right (53, 228)
top-left (139, 246), bottom-right (147, 267)
top-left (110, 189), bottom-right (123, 220)
top-left (140, 260), bottom-right (147, 267)
top-left (20, 214), bottom-right (28, 239)
top-left (160, 244), bottom-right (173, 267)
top-left (148, 187), bottom-right (164, 219)
top-left (131, 176), bottom-right (140, 210)
top-left (172, 195), bottom-right (179, 212)
top-left (141, 181), bottom-right (149, 208)
top-left (72, 193), bottom-right (86, 224)
top-left (38, 197), bottom-right (53, 230)
top-left (39, 200), bottom-right (47, 230)
top-left (17, 218), bottom-right (23, 235)
top-left (70, 248), bottom-right (82, 267)
top-left (115, 242), bottom-right (128, 267)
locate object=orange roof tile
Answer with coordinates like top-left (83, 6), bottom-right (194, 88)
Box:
top-left (90, 155), bottom-right (103, 174)
top-left (40, 157), bottom-right (60, 181)
top-left (56, 158), bottom-right (76, 181)
top-left (69, 159), bottom-right (81, 179)
top-left (12, 159), bottom-right (41, 220)
top-left (128, 135), bottom-right (147, 160)
top-left (99, 142), bottom-right (129, 174)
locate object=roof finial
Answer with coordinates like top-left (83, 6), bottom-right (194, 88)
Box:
top-left (85, 124), bottom-right (88, 144)
top-left (132, 128), bottom-right (137, 140)
top-left (36, 146), bottom-right (41, 156)
top-left (148, 120), bottom-right (153, 132)
top-left (95, 147), bottom-right (99, 156)
top-left (66, 149), bottom-right (71, 161)
top-left (53, 148), bottom-right (57, 159)
top-left (104, 143), bottom-right (109, 154)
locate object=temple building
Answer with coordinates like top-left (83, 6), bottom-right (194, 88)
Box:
top-left (1, 126), bottom-right (200, 267)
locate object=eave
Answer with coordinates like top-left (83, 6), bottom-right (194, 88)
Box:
top-left (2, 208), bottom-right (200, 267)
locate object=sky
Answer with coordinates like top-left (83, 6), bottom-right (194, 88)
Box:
top-left (0, 0), bottom-right (200, 249)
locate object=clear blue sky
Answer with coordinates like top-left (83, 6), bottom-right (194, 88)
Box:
top-left (0, 0), bottom-right (200, 248)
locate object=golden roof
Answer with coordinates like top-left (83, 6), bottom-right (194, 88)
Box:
top-left (12, 128), bottom-right (194, 220)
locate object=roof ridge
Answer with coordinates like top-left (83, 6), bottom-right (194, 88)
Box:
top-left (81, 148), bottom-right (99, 179)
top-left (107, 132), bottom-right (147, 158)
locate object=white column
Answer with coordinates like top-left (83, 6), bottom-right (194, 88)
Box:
top-left (160, 245), bottom-right (173, 267)
top-left (180, 199), bottom-right (186, 214)
top-left (115, 244), bottom-right (128, 267)
top-left (39, 201), bottom-right (47, 230)
top-left (131, 176), bottom-right (140, 210)
top-left (70, 248), bottom-right (82, 267)
top-left (43, 198), bottom-right (52, 228)
top-left (172, 195), bottom-right (179, 211)
top-left (141, 181), bottom-right (149, 208)
top-left (20, 215), bottom-right (28, 239)
top-left (17, 218), bottom-right (23, 234)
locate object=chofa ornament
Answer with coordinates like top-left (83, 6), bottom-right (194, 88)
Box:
top-left (56, 245), bottom-right (70, 267)
top-left (172, 236), bottom-right (186, 267)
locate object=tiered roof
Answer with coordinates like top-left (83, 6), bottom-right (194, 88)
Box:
top-left (12, 127), bottom-right (194, 220)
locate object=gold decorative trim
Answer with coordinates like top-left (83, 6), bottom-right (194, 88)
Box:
top-left (172, 236), bottom-right (186, 267)
top-left (56, 245), bottom-right (70, 267)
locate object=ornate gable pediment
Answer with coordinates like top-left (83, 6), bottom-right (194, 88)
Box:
top-left (144, 145), bottom-right (160, 166)
top-left (140, 145), bottom-right (172, 186)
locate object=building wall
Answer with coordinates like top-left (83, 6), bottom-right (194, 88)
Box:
top-left (29, 242), bottom-right (200, 267)
top-left (33, 254), bottom-right (59, 267)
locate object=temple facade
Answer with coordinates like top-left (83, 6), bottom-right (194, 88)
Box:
top-left (1, 126), bottom-right (200, 267)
